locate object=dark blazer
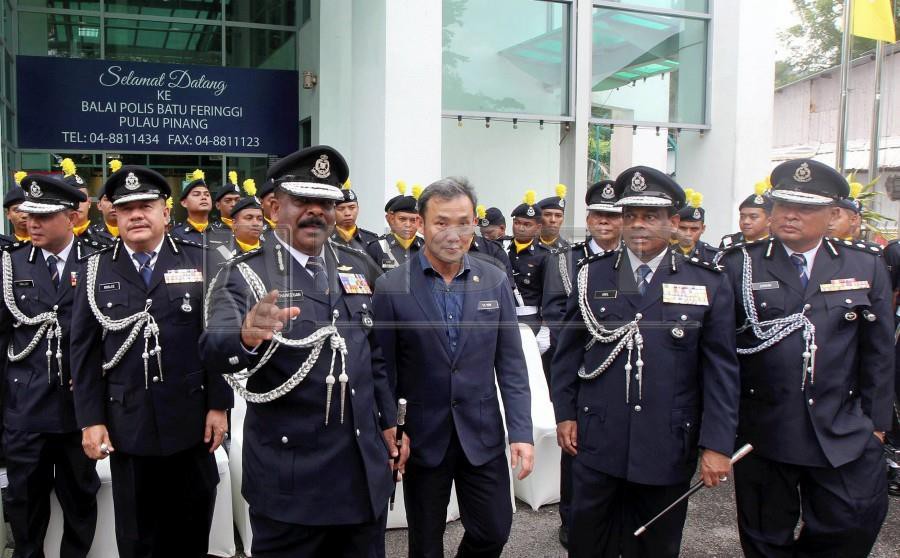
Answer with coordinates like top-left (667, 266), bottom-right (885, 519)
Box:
top-left (0, 238), bottom-right (100, 433)
top-left (70, 235), bottom-right (233, 457)
top-left (200, 240), bottom-right (394, 526)
top-left (719, 237), bottom-right (894, 468)
top-left (372, 253), bottom-right (533, 469)
top-left (551, 248), bottom-right (740, 486)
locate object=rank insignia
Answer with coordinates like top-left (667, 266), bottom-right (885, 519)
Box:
top-left (338, 272), bottom-right (372, 294)
top-left (662, 283), bottom-right (708, 306)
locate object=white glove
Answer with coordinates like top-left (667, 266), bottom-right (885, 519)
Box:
top-left (536, 326), bottom-right (551, 355)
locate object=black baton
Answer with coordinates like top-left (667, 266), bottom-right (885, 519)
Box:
top-left (634, 443), bottom-right (753, 537)
top-left (389, 398), bottom-right (407, 511)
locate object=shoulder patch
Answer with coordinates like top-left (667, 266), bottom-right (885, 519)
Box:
top-left (0, 240), bottom-right (30, 253)
top-left (170, 236), bottom-right (207, 250)
top-left (558, 240), bottom-right (586, 254)
top-left (330, 239), bottom-right (369, 258)
top-left (577, 250), bottom-right (615, 268)
top-left (828, 237), bottom-right (883, 256)
top-left (224, 246), bottom-right (263, 266)
top-left (684, 256), bottom-right (722, 273)
top-left (78, 243), bottom-right (113, 261)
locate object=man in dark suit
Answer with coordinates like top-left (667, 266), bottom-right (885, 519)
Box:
top-left (70, 165), bottom-right (233, 558)
top-left (372, 177), bottom-right (533, 558)
top-left (552, 166), bottom-right (739, 558)
top-left (718, 159), bottom-right (894, 557)
top-left (200, 146), bottom-right (402, 557)
top-left (0, 174), bottom-right (102, 558)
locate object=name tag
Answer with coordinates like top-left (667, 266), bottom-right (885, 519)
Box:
top-left (13, 279), bottom-right (34, 288)
top-left (820, 278), bottom-right (870, 292)
top-left (338, 272), bottom-right (372, 295)
top-left (478, 300), bottom-right (499, 310)
top-left (99, 282), bottom-right (120, 291)
top-left (594, 290), bottom-right (617, 299)
top-left (662, 283), bottom-right (709, 306)
top-left (751, 281), bottom-right (779, 291)
top-left (277, 290), bottom-right (303, 301)
top-left (381, 259), bottom-right (398, 269)
top-left (164, 269), bottom-right (203, 284)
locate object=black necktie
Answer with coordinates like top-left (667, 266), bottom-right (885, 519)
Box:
top-left (790, 253), bottom-right (809, 288)
top-left (46, 255), bottom-right (59, 290)
top-left (306, 256), bottom-right (329, 293)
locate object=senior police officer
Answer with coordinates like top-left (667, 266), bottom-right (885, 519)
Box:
top-left (0, 174), bottom-right (101, 558)
top-left (200, 145), bottom-right (402, 557)
top-left (331, 179), bottom-right (380, 252)
top-left (718, 159), bottom-right (894, 557)
top-left (372, 177), bottom-right (533, 558)
top-left (552, 166), bottom-right (739, 558)
top-left (70, 165), bottom-right (233, 558)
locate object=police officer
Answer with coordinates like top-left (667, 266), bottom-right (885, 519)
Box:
top-left (829, 181), bottom-right (878, 248)
top-left (720, 182), bottom-right (772, 249)
top-left (675, 190), bottom-right (719, 262)
top-left (70, 165), bottom-right (233, 558)
top-left (478, 206), bottom-right (508, 242)
top-left (552, 166), bottom-right (739, 558)
top-left (207, 195), bottom-right (266, 267)
top-left (0, 174), bottom-right (101, 558)
top-left (507, 191), bottom-right (548, 338)
top-left (200, 145), bottom-right (401, 557)
top-left (209, 179), bottom-right (243, 242)
top-left (83, 160), bottom-right (121, 246)
top-left (372, 177), bottom-right (533, 558)
top-left (331, 179), bottom-right (379, 251)
top-left (5, 175), bottom-right (30, 243)
top-left (542, 178), bottom-right (623, 547)
top-left (718, 159), bottom-right (893, 557)
top-left (171, 169), bottom-right (216, 245)
top-left (60, 158), bottom-right (95, 243)
top-left (257, 178), bottom-right (278, 231)
top-left (538, 184), bottom-right (570, 250)
top-left (366, 188), bottom-right (424, 273)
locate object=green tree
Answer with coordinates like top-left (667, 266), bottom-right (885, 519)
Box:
top-left (775, 0), bottom-right (896, 87)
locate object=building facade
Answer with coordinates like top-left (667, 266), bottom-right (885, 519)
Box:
top-left (1, 0), bottom-right (774, 240)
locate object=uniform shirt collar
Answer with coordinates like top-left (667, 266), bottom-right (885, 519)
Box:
top-left (588, 238), bottom-right (603, 255)
top-left (626, 246), bottom-right (667, 276)
top-left (40, 234), bottom-right (75, 264)
top-left (122, 237), bottom-right (166, 271)
top-left (782, 239), bottom-right (821, 274)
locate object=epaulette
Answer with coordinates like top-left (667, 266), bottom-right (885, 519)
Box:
top-left (557, 240), bottom-right (586, 254)
top-left (330, 239), bottom-right (369, 258)
top-left (367, 234), bottom-right (389, 246)
top-left (683, 255), bottom-right (722, 273)
top-left (1, 240), bottom-right (30, 253)
top-left (78, 243), bottom-right (113, 261)
top-left (576, 249), bottom-right (615, 268)
top-left (358, 227), bottom-right (378, 237)
top-left (828, 237), bottom-right (884, 256)
top-left (224, 245), bottom-right (263, 266)
top-left (169, 235), bottom-right (207, 250)
top-left (717, 237), bottom-right (767, 255)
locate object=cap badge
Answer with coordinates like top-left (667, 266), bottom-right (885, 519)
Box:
top-left (312, 154), bottom-right (331, 179)
top-left (348, 191), bottom-right (356, 201)
top-left (754, 195), bottom-right (764, 204)
top-left (793, 162), bottom-right (812, 183)
top-left (526, 206), bottom-right (535, 217)
top-left (75, 175), bottom-right (84, 185)
top-left (631, 172), bottom-right (647, 192)
top-left (693, 208), bottom-right (702, 220)
top-left (558, 199), bottom-right (565, 208)
top-left (480, 218), bottom-right (489, 227)
top-left (124, 172), bottom-right (141, 191)
top-left (602, 184), bottom-right (616, 200)
top-left (29, 181), bottom-right (42, 198)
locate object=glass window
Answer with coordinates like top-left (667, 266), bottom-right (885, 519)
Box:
top-left (18, 1), bottom-right (100, 10)
top-left (105, 18), bottom-right (221, 65)
top-left (225, 0), bottom-right (296, 27)
top-left (226, 156), bottom-right (268, 188)
top-left (106, 0), bottom-right (222, 20)
top-left (591, 8), bottom-right (707, 125)
top-left (226, 27), bottom-right (296, 70)
top-left (443, 0), bottom-right (570, 116)
top-left (18, 12), bottom-right (100, 58)
top-left (587, 123), bottom-right (676, 184)
top-left (597, 1), bottom-right (708, 13)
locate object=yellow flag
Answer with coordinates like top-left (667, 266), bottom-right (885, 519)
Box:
top-left (852, 0), bottom-right (896, 43)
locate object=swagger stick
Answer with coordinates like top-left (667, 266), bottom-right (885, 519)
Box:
top-left (389, 399), bottom-right (407, 511)
top-left (634, 444), bottom-right (753, 537)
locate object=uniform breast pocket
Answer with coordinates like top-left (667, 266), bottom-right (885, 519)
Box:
top-left (670, 407), bottom-right (699, 460)
top-left (167, 283), bottom-right (203, 324)
top-left (96, 289), bottom-right (130, 319)
top-left (6, 368), bottom-right (34, 412)
top-left (823, 291), bottom-right (871, 328)
top-left (12, 284), bottom-right (42, 312)
top-left (752, 288), bottom-right (785, 321)
top-left (587, 299), bottom-right (627, 326)
top-left (662, 305), bottom-right (705, 350)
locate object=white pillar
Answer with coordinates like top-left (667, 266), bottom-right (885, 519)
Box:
top-left (349, 0), bottom-right (442, 233)
top-left (315, 0), bottom-right (353, 153)
top-left (675, 0), bottom-right (775, 242)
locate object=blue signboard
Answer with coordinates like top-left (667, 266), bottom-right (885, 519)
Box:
top-left (16, 55), bottom-right (299, 156)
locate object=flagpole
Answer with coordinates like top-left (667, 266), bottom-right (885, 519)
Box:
top-left (836, 0), bottom-right (853, 173)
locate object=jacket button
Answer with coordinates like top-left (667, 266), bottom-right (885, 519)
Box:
top-left (152, 376), bottom-right (159, 383)
top-left (351, 388), bottom-right (356, 396)
top-left (451, 400), bottom-right (459, 408)
top-left (281, 436), bottom-right (288, 444)
top-left (749, 388), bottom-right (755, 395)
top-left (634, 405), bottom-right (642, 412)
top-left (106, 302), bottom-right (113, 308)
top-left (808, 398), bottom-right (814, 406)
top-left (804, 304), bottom-right (812, 310)
top-left (583, 406), bottom-right (589, 412)
top-left (355, 429), bottom-right (361, 437)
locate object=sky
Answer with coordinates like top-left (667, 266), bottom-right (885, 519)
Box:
top-left (774, 0), bottom-right (801, 60)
